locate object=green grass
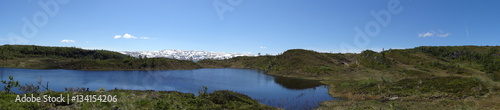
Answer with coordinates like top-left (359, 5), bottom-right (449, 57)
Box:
top-left (0, 89), bottom-right (276, 110)
top-left (199, 46), bottom-right (500, 109)
top-left (199, 49), bottom-right (356, 76)
top-left (350, 77), bottom-right (489, 98)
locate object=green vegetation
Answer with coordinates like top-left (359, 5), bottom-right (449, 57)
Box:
top-left (0, 89), bottom-right (275, 109)
top-left (199, 49), bottom-right (356, 76)
top-left (334, 76), bottom-right (488, 99)
top-left (199, 46), bottom-right (500, 109)
top-left (0, 45), bottom-right (201, 70)
top-left (1, 76), bottom-right (20, 94)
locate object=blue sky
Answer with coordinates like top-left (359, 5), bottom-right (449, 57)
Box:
top-left (1, 0), bottom-right (499, 54)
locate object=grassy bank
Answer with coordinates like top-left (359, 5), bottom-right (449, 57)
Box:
top-left (0, 89), bottom-right (276, 109)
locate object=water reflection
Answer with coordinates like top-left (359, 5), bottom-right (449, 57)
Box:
top-left (274, 76), bottom-right (323, 90)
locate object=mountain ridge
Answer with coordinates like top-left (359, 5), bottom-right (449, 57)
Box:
top-left (119, 49), bottom-right (255, 61)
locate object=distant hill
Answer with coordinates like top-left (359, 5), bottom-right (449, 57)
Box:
top-left (199, 46), bottom-right (500, 81)
top-left (0, 45), bottom-right (201, 70)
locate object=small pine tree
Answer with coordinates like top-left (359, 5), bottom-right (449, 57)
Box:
top-left (1, 76), bottom-right (20, 94)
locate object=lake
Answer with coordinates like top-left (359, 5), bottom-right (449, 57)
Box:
top-left (0, 68), bottom-right (335, 110)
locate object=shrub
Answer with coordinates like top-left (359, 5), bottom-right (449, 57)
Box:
top-left (19, 84), bottom-right (40, 94)
top-left (1, 76), bottom-right (20, 94)
top-left (360, 50), bottom-right (391, 69)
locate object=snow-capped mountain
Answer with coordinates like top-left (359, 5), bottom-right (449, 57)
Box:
top-left (119, 49), bottom-right (255, 61)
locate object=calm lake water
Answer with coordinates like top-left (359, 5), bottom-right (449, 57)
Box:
top-left (0, 68), bottom-right (335, 110)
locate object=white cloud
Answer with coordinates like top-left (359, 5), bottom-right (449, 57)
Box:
top-left (60, 39), bottom-right (75, 43)
top-left (436, 33), bottom-right (450, 37)
top-left (418, 30), bottom-right (450, 37)
top-left (114, 33), bottom-right (155, 39)
top-left (418, 32), bottom-right (434, 37)
top-left (113, 33), bottom-right (136, 39)
top-left (122, 33), bottom-right (137, 39)
top-left (259, 46), bottom-right (267, 49)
